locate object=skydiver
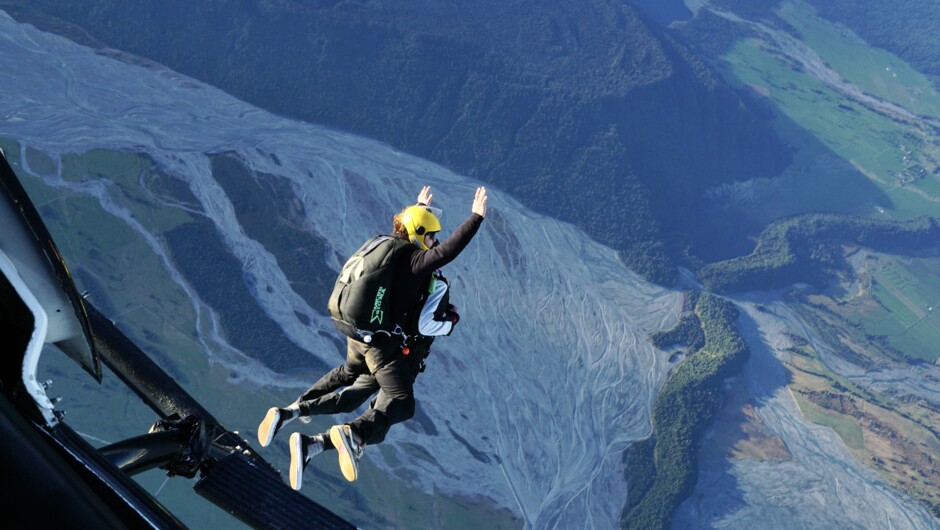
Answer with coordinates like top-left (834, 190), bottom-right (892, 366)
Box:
top-left (257, 185), bottom-right (487, 488)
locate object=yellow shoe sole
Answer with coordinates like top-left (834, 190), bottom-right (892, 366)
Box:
top-left (258, 407), bottom-right (280, 448)
top-left (329, 425), bottom-right (359, 482)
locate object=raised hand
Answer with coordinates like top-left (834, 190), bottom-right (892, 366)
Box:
top-left (418, 185), bottom-right (433, 206)
top-left (472, 187), bottom-right (487, 217)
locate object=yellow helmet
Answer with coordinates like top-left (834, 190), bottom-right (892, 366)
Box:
top-left (400, 205), bottom-right (442, 250)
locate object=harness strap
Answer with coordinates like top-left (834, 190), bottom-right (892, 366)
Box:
top-left (360, 324), bottom-right (411, 345)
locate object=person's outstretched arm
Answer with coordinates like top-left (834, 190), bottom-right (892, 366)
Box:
top-left (411, 187), bottom-right (487, 275)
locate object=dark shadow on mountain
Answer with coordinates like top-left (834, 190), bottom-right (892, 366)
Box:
top-left (737, 306), bottom-right (792, 408)
top-left (625, 0), bottom-right (693, 26)
top-left (669, 6), bottom-right (898, 265)
top-left (5, 0), bottom-right (800, 286)
top-left (683, 89), bottom-right (896, 267)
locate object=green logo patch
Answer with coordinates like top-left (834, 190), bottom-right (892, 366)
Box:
top-left (370, 286), bottom-right (386, 324)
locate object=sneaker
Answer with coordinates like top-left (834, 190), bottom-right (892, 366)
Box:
top-left (329, 424), bottom-right (364, 482)
top-left (289, 433), bottom-right (325, 490)
top-left (257, 407), bottom-right (295, 448)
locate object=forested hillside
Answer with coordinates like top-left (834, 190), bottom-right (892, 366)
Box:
top-left (3, 0), bottom-right (793, 284)
top-left (698, 214), bottom-right (940, 293)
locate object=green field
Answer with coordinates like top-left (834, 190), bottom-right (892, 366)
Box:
top-left (60, 149), bottom-right (193, 233)
top-left (793, 393), bottom-right (865, 450)
top-left (718, 1), bottom-right (940, 220)
top-left (813, 252), bottom-right (940, 364)
top-left (777, 1), bottom-right (940, 118)
top-left (864, 257), bottom-right (940, 362)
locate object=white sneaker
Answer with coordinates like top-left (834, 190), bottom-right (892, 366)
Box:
top-left (257, 407), bottom-right (295, 447)
top-left (329, 424), bottom-right (363, 482)
top-left (289, 433), bottom-right (325, 490)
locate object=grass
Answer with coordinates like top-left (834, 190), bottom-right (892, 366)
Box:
top-left (60, 149), bottom-right (193, 234)
top-left (2, 139), bottom-right (65, 207)
top-left (39, 193), bottom-right (143, 261)
top-left (788, 330), bottom-right (940, 445)
top-left (727, 40), bottom-right (897, 173)
top-left (719, 5), bottom-right (940, 219)
top-left (777, 1), bottom-right (940, 118)
top-left (863, 257), bottom-right (940, 362)
top-left (60, 149), bottom-right (148, 183)
top-left (918, 174), bottom-right (940, 196)
top-left (5, 143), bottom-right (193, 239)
top-left (788, 339), bottom-right (890, 409)
top-left (793, 393), bottom-right (865, 450)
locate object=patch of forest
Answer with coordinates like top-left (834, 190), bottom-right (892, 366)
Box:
top-left (622, 292), bottom-right (749, 529)
top-left (698, 214), bottom-right (940, 293)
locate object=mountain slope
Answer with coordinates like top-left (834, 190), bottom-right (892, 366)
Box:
top-left (0, 13), bottom-right (683, 527)
top-left (3, 10), bottom-right (939, 529)
top-left (5, 0), bottom-right (793, 283)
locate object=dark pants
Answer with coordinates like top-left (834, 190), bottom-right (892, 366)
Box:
top-left (298, 373), bottom-right (379, 415)
top-left (296, 336), bottom-right (429, 445)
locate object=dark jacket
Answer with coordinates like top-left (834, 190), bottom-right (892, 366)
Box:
top-left (389, 212), bottom-right (483, 326)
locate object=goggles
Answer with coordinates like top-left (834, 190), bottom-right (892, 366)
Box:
top-left (422, 206), bottom-right (443, 220)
